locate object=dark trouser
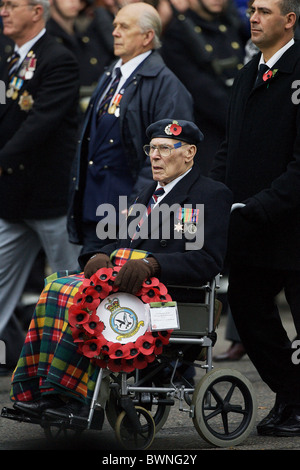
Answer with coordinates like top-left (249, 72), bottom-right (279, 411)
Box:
top-left (228, 263), bottom-right (300, 405)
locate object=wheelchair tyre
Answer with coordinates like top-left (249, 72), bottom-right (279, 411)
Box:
top-left (106, 381), bottom-right (170, 433)
top-left (192, 368), bottom-right (257, 447)
top-left (115, 406), bottom-right (155, 450)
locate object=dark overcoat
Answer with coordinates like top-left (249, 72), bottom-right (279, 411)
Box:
top-left (210, 41), bottom-right (300, 269)
top-left (0, 32), bottom-right (80, 219)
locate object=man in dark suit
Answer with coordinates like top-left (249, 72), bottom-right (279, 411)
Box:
top-left (210, 0), bottom-right (300, 437)
top-left (0, 0), bottom-right (81, 372)
top-left (11, 119), bottom-right (232, 419)
top-left (67, 2), bottom-right (194, 258)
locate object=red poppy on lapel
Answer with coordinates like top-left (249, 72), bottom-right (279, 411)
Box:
top-left (263, 70), bottom-right (273, 81)
top-left (263, 69), bottom-right (278, 83)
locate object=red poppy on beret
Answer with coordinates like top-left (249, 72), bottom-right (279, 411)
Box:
top-left (170, 123), bottom-right (182, 135)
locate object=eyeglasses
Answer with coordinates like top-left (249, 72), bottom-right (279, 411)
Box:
top-left (143, 142), bottom-right (189, 157)
top-left (0, 1), bottom-right (34, 11)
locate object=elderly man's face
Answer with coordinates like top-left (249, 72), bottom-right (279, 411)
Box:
top-left (149, 137), bottom-right (195, 186)
top-left (0, 0), bottom-right (37, 43)
top-left (112, 4), bottom-right (152, 63)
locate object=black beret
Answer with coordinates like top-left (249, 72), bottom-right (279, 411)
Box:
top-left (146, 119), bottom-right (204, 144)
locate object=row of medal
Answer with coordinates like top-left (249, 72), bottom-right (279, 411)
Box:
top-left (174, 207), bottom-right (200, 234)
top-left (107, 90), bottom-right (123, 118)
top-left (6, 51), bottom-right (36, 101)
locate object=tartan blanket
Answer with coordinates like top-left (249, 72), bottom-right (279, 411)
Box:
top-left (11, 271), bottom-right (99, 404)
top-left (110, 248), bottom-right (150, 266)
top-left (10, 249), bottom-right (151, 404)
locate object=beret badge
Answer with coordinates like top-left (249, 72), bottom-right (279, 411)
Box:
top-left (164, 120), bottom-right (182, 137)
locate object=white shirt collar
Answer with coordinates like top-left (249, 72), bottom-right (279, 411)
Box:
top-left (114, 50), bottom-right (152, 90)
top-left (153, 167), bottom-right (193, 206)
top-left (99, 51), bottom-right (152, 108)
top-left (15, 28), bottom-right (46, 65)
top-left (259, 38), bottom-right (294, 69)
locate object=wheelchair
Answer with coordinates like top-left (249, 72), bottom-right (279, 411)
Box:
top-left (1, 274), bottom-right (257, 449)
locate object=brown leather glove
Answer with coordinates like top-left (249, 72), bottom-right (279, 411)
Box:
top-left (114, 257), bottom-right (160, 294)
top-left (84, 253), bottom-right (114, 278)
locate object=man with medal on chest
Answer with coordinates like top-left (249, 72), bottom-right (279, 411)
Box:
top-left (0, 0), bottom-right (81, 373)
top-left (68, 2), bottom-right (194, 258)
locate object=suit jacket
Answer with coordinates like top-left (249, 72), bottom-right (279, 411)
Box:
top-left (210, 40), bottom-right (300, 269)
top-left (67, 50), bottom-right (194, 245)
top-left (79, 165), bottom-right (233, 287)
top-left (0, 32), bottom-right (80, 219)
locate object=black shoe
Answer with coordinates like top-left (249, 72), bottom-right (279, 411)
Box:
top-left (257, 401), bottom-right (292, 436)
top-left (272, 408), bottom-right (300, 437)
top-left (13, 395), bottom-right (65, 417)
top-left (44, 398), bottom-right (90, 420)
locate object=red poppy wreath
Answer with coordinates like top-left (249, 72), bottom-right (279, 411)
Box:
top-left (68, 266), bottom-right (173, 373)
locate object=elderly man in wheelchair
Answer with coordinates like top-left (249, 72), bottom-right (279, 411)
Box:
top-left (3, 119), bottom-right (237, 446)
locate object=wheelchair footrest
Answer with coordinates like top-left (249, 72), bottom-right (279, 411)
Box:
top-left (41, 413), bottom-right (88, 430)
top-left (1, 407), bottom-right (42, 425)
top-left (41, 408), bottom-right (104, 431)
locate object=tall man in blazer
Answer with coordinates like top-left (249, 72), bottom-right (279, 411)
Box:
top-left (0, 0), bottom-right (81, 371)
top-left (210, 0), bottom-right (300, 437)
top-left (67, 2), bottom-right (194, 257)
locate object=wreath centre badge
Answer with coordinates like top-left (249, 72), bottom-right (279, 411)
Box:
top-left (97, 292), bottom-right (148, 344)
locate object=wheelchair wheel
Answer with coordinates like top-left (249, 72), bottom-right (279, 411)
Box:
top-left (115, 406), bottom-right (155, 450)
top-left (106, 380), bottom-right (170, 433)
top-left (192, 368), bottom-right (257, 447)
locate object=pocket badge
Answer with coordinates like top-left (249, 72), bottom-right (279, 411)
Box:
top-left (18, 91), bottom-right (34, 112)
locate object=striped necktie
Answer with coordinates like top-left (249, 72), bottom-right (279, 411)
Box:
top-left (7, 51), bottom-right (20, 77)
top-left (131, 187), bottom-right (165, 241)
top-left (97, 67), bottom-right (122, 119)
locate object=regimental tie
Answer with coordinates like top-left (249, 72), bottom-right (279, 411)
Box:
top-left (97, 67), bottom-right (122, 119)
top-left (131, 187), bottom-right (165, 242)
top-left (254, 63), bottom-right (269, 87)
top-left (7, 51), bottom-right (20, 78)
